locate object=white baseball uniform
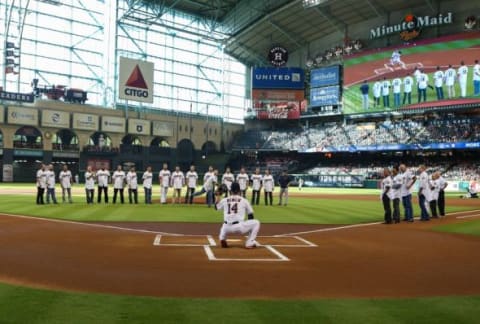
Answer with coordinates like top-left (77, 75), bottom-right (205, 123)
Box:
top-left (222, 172), bottom-right (235, 191)
top-left (251, 174), bottom-right (262, 191)
top-left (96, 169), bottom-right (110, 187)
top-left (392, 78), bottom-right (402, 94)
top-left (262, 174), bottom-right (274, 192)
top-left (381, 80), bottom-right (391, 96)
top-left (434, 70), bottom-right (444, 88)
top-left (36, 169), bottom-right (47, 189)
top-left (373, 81), bottom-right (382, 99)
top-left (403, 76), bottom-right (413, 93)
top-left (85, 171), bottom-right (95, 190)
top-left (186, 171), bottom-right (198, 189)
top-left (216, 195), bottom-right (260, 248)
top-left (59, 170), bottom-right (72, 189)
top-left (159, 169), bottom-right (171, 203)
top-left (142, 171), bottom-right (153, 189)
top-left (113, 170), bottom-right (126, 189)
top-left (236, 173), bottom-right (249, 191)
top-left (458, 65), bottom-right (468, 97)
top-left (126, 171), bottom-right (138, 189)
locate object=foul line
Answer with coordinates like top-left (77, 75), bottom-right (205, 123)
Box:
top-left (0, 212), bottom-right (178, 236)
top-left (456, 213), bottom-right (480, 219)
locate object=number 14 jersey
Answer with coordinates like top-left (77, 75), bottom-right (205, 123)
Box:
top-left (216, 195), bottom-right (254, 223)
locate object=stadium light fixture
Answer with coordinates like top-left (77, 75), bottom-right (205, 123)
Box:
top-left (302, 0), bottom-right (329, 9)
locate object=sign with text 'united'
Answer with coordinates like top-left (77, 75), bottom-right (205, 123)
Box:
top-left (119, 57), bottom-right (154, 103)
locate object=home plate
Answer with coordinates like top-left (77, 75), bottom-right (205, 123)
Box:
top-left (203, 245), bottom-right (290, 262)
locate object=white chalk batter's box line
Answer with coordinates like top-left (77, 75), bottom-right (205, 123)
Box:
top-left (152, 234), bottom-right (317, 262)
top-left (152, 234), bottom-right (318, 248)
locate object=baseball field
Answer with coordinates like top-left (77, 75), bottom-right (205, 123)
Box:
top-left (343, 32), bottom-right (480, 114)
top-left (0, 184), bottom-right (480, 323)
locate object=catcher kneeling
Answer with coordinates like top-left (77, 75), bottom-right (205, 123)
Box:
top-left (215, 182), bottom-right (260, 249)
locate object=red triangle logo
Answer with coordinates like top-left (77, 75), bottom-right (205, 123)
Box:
top-left (125, 65), bottom-right (148, 89)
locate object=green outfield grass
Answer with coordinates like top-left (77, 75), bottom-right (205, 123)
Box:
top-left (0, 282), bottom-right (478, 324)
top-left (0, 188), bottom-right (474, 224)
top-left (434, 219), bottom-right (480, 237)
top-left (342, 37), bottom-right (480, 114)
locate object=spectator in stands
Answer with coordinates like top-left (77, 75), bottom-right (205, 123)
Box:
top-left (360, 80), bottom-right (369, 110)
top-left (445, 64), bottom-right (456, 98)
top-left (277, 170), bottom-right (292, 206)
top-left (403, 73), bottom-right (413, 105)
top-left (434, 66), bottom-right (445, 100)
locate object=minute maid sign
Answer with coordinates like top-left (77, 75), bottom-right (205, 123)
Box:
top-left (370, 12), bottom-right (453, 41)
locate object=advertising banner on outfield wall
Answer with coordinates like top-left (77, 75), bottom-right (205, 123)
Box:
top-left (128, 118), bottom-right (151, 135)
top-left (152, 121), bottom-right (174, 137)
top-left (7, 106), bottom-right (38, 126)
top-left (41, 110), bottom-right (70, 128)
top-left (252, 67), bottom-right (304, 89)
top-left (101, 116), bottom-right (126, 133)
top-left (0, 106), bottom-right (4, 123)
top-left (119, 57), bottom-right (154, 103)
top-left (73, 113), bottom-right (99, 131)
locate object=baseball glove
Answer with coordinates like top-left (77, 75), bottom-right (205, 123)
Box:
top-left (215, 184), bottom-right (228, 196)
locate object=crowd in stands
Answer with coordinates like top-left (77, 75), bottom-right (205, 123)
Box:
top-left (233, 116), bottom-right (480, 152)
top-left (307, 39), bottom-right (363, 67)
top-left (302, 162), bottom-right (480, 182)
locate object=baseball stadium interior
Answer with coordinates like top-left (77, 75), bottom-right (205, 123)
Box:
top-left (1, 0), bottom-right (480, 321)
top-left (1, 0), bottom-right (479, 188)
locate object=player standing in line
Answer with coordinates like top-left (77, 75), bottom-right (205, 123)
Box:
top-left (417, 165), bottom-right (431, 221)
top-left (194, 169), bottom-right (218, 207)
top-left (429, 172), bottom-right (440, 218)
top-left (96, 164), bottom-right (110, 204)
top-left (126, 166), bottom-right (138, 204)
top-left (433, 66), bottom-right (445, 100)
top-left (236, 167), bottom-right (249, 198)
top-left (473, 59), bottom-right (480, 96)
top-left (436, 171), bottom-right (448, 216)
top-left (399, 164), bottom-right (416, 222)
top-left (380, 168), bottom-right (392, 224)
top-left (45, 164), bottom-right (58, 204)
top-left (381, 77), bottom-right (391, 108)
top-left (250, 167), bottom-right (262, 205)
top-left (215, 182), bottom-right (260, 249)
top-left (457, 60), bottom-right (469, 98)
top-left (59, 164), bottom-right (73, 203)
top-left (444, 64), bottom-right (456, 98)
top-left (185, 165), bottom-right (198, 204)
top-left (142, 166), bottom-right (153, 204)
top-left (158, 163), bottom-right (171, 204)
top-left (262, 169), bottom-right (274, 206)
top-left (392, 77), bottom-right (402, 107)
top-left (36, 163), bottom-right (47, 205)
top-left (222, 167), bottom-right (235, 197)
top-left (112, 165), bottom-right (126, 204)
top-left (390, 167), bottom-right (402, 224)
top-left (203, 166), bottom-right (214, 205)
top-left (417, 69), bottom-right (429, 103)
top-left (360, 80), bottom-right (369, 110)
top-left (402, 73), bottom-right (414, 105)
top-left (84, 166), bottom-right (95, 204)
top-left (170, 166), bottom-right (185, 204)
top-left (277, 170), bottom-right (291, 206)
top-left (372, 79), bottom-right (382, 108)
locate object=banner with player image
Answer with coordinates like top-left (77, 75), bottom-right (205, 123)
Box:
top-left (341, 32), bottom-right (480, 114)
top-left (253, 100), bottom-right (307, 120)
